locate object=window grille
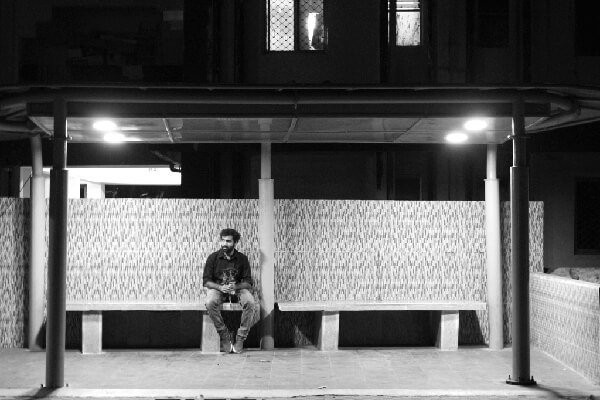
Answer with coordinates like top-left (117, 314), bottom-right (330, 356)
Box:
top-left (391, 1), bottom-right (421, 46)
top-left (267, 0), bottom-right (295, 51)
top-left (298, 0), bottom-right (325, 50)
top-left (266, 0), bottom-right (325, 51)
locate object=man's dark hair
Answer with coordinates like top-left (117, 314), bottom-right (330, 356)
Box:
top-left (220, 228), bottom-right (241, 243)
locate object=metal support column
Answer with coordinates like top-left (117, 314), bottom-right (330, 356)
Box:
top-left (28, 135), bottom-right (45, 351)
top-left (45, 99), bottom-right (69, 388)
top-left (485, 144), bottom-right (503, 350)
top-left (258, 123), bottom-right (275, 350)
top-left (507, 98), bottom-right (536, 385)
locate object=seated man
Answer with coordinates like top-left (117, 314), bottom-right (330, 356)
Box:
top-left (203, 228), bottom-right (256, 353)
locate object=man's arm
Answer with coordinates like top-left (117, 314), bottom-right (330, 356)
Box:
top-left (234, 254), bottom-right (253, 291)
top-left (203, 253), bottom-right (229, 293)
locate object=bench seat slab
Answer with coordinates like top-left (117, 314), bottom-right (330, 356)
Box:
top-left (277, 301), bottom-right (486, 312)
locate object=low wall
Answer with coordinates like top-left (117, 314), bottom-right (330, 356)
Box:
top-left (1, 198), bottom-right (544, 348)
top-left (531, 272), bottom-right (600, 384)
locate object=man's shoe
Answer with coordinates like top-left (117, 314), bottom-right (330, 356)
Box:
top-left (232, 335), bottom-right (244, 354)
top-left (219, 331), bottom-right (232, 353)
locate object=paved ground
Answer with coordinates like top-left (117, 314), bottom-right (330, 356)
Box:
top-left (0, 346), bottom-right (598, 399)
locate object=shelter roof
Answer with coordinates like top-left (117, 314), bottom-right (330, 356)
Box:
top-left (1, 84), bottom-right (599, 144)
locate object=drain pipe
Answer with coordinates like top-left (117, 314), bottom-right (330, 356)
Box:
top-left (28, 134), bottom-right (45, 352)
top-left (506, 98), bottom-right (536, 386)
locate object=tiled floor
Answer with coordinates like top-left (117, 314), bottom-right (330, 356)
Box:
top-left (1, 346), bottom-right (599, 399)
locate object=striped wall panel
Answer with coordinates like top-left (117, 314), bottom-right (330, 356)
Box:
top-left (0, 199), bottom-right (29, 348)
top-left (501, 201), bottom-right (544, 343)
top-left (531, 273), bottom-right (600, 384)
top-left (66, 199), bottom-right (260, 304)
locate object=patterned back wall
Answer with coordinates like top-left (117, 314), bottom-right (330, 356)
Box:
top-left (501, 202), bottom-right (544, 343)
top-left (1, 198), bottom-right (543, 348)
top-left (275, 200), bottom-right (543, 303)
top-left (67, 199), bottom-right (260, 303)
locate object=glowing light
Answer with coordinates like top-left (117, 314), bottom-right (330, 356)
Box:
top-left (464, 119), bottom-right (488, 131)
top-left (103, 132), bottom-right (125, 143)
top-left (307, 13), bottom-right (318, 47)
top-left (93, 120), bottom-right (118, 131)
top-left (445, 132), bottom-right (468, 144)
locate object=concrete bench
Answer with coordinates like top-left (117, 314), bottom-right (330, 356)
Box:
top-left (276, 301), bottom-right (487, 351)
top-left (66, 302), bottom-right (242, 354)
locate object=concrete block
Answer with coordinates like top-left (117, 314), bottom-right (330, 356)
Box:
top-left (435, 310), bottom-right (459, 351)
top-left (317, 311), bottom-right (339, 351)
top-left (201, 311), bottom-right (220, 353)
top-left (82, 311), bottom-right (102, 354)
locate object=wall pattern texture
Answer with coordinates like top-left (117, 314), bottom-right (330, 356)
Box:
top-left (0, 199), bottom-right (29, 348)
top-left (66, 199), bottom-right (260, 304)
top-left (530, 273), bottom-right (600, 384)
top-left (501, 202), bottom-right (545, 343)
top-left (1, 198), bottom-right (543, 348)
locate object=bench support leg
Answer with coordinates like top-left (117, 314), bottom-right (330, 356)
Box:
top-left (201, 311), bottom-right (220, 353)
top-left (316, 311), bottom-right (339, 351)
top-left (435, 310), bottom-right (459, 351)
top-left (81, 311), bottom-right (102, 354)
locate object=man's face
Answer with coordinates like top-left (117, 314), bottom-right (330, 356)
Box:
top-left (220, 235), bottom-right (236, 253)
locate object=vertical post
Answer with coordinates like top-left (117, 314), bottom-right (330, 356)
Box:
top-left (485, 144), bottom-right (504, 350)
top-left (29, 135), bottom-right (45, 351)
top-left (259, 122), bottom-right (275, 350)
top-left (46, 99), bottom-right (68, 388)
top-left (507, 98), bottom-right (536, 385)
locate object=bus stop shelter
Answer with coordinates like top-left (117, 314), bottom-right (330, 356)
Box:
top-left (1, 84), bottom-right (600, 388)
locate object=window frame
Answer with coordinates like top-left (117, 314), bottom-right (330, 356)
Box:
top-left (389, 0), bottom-right (424, 48)
top-left (265, 0), bottom-right (327, 53)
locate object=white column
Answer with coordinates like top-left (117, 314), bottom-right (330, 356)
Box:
top-left (259, 136), bottom-right (275, 350)
top-left (485, 144), bottom-right (504, 350)
top-left (29, 135), bottom-right (45, 351)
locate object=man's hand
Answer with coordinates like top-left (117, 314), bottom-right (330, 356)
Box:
top-left (220, 283), bottom-right (236, 294)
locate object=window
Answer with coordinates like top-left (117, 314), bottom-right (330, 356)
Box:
top-left (389, 1), bottom-right (421, 47)
top-left (473, 0), bottom-right (508, 48)
top-left (575, 180), bottom-right (600, 254)
top-left (266, 0), bottom-right (325, 51)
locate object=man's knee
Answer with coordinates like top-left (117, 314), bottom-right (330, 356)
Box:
top-left (206, 298), bottom-right (220, 310)
top-left (239, 290), bottom-right (256, 308)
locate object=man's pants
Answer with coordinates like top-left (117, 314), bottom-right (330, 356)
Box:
top-left (205, 288), bottom-right (256, 339)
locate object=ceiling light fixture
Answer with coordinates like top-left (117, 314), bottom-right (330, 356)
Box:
top-left (464, 118), bottom-right (488, 131)
top-left (445, 132), bottom-right (468, 144)
top-left (103, 132), bottom-right (125, 143)
top-left (93, 120), bottom-right (118, 131)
